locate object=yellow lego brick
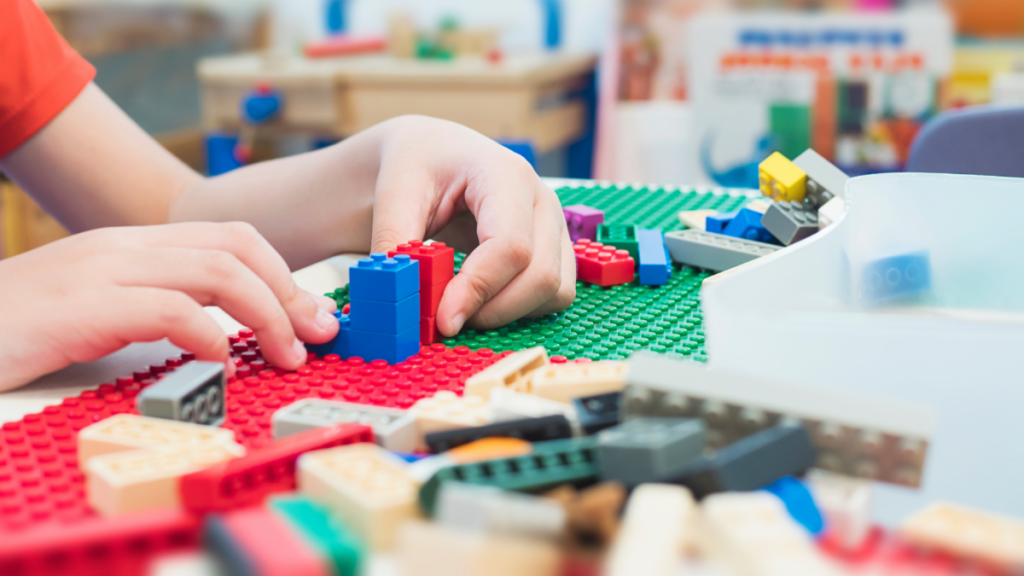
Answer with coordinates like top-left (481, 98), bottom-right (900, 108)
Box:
top-left (758, 152), bottom-right (807, 202)
top-left (530, 361), bottom-right (628, 403)
top-left (408, 391), bottom-right (492, 444)
top-left (78, 413), bottom-right (237, 466)
top-left (678, 209), bottom-right (717, 231)
top-left (299, 443), bottom-right (420, 550)
top-left (463, 347), bottom-right (548, 398)
top-left (900, 502), bottom-right (1024, 569)
top-left (85, 441), bottom-right (245, 516)
top-left (397, 519), bottom-right (561, 576)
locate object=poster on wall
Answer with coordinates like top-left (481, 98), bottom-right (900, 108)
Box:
top-left (686, 9), bottom-right (954, 188)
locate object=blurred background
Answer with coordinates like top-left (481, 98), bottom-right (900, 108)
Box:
top-left (2, 0), bottom-right (1023, 258)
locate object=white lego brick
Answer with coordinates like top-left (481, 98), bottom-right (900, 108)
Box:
top-left (489, 388), bottom-right (580, 433)
top-left (78, 413), bottom-right (237, 466)
top-left (900, 502), bottom-right (1024, 570)
top-left (298, 443), bottom-right (420, 550)
top-left (678, 209), bottom-right (717, 231)
top-left (806, 470), bottom-right (873, 552)
top-left (435, 483), bottom-right (565, 540)
top-left (664, 229), bottom-right (779, 272)
top-left (408, 391), bottom-right (492, 447)
top-left (817, 196), bottom-right (845, 229)
top-left (397, 520), bottom-right (561, 576)
top-left (793, 149), bottom-right (849, 200)
top-left (463, 347), bottom-right (548, 398)
top-left (272, 398), bottom-right (417, 452)
top-left (605, 484), bottom-right (695, 576)
top-left (530, 361), bottom-right (628, 403)
top-left (86, 441), bottom-right (245, 517)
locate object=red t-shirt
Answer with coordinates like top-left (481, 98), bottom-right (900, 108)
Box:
top-left (0, 0), bottom-right (96, 159)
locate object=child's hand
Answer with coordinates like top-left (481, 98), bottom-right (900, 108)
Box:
top-left (0, 222), bottom-right (338, 391)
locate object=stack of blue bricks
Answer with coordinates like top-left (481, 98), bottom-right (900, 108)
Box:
top-left (306, 253), bottom-right (422, 364)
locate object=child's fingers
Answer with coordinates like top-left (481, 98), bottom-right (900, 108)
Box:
top-left (523, 225), bottom-right (577, 318)
top-left (368, 163), bottom-right (436, 255)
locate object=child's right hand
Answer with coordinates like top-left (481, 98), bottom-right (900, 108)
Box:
top-left (0, 222), bottom-right (339, 391)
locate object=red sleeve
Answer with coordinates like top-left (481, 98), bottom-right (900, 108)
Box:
top-left (0, 0), bottom-right (96, 159)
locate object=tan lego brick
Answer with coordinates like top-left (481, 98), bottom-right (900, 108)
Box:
top-left (531, 361), bottom-right (628, 403)
top-left (605, 484), bottom-right (695, 576)
top-left (678, 209), bottom-right (717, 231)
top-left (397, 519), bottom-right (561, 576)
top-left (463, 347), bottom-right (548, 398)
top-left (298, 443), bottom-right (420, 550)
top-left (408, 391), bottom-right (492, 443)
top-left (85, 441), bottom-right (245, 516)
top-left (78, 413), bottom-right (237, 466)
top-left (900, 502), bottom-right (1024, 570)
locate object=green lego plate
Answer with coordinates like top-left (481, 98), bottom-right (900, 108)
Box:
top-left (327, 184), bottom-right (754, 362)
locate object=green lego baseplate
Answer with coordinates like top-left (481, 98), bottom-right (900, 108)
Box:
top-left (326, 184), bottom-right (753, 362)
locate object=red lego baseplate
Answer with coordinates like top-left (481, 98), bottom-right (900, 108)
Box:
top-left (0, 328), bottom-right (510, 534)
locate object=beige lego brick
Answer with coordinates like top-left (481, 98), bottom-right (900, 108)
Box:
top-left (531, 361), bottom-right (628, 403)
top-left (78, 414), bottom-right (237, 466)
top-left (698, 492), bottom-right (842, 576)
top-left (298, 443), bottom-right (420, 550)
top-left (86, 441), bottom-right (245, 517)
top-left (605, 484), bottom-right (695, 576)
top-left (817, 196), bottom-right (845, 229)
top-left (464, 347), bottom-right (548, 399)
top-left (397, 519), bottom-right (561, 576)
top-left (408, 392), bottom-right (492, 447)
top-left (678, 209), bottom-right (717, 231)
top-left (806, 470), bottom-right (872, 552)
top-left (744, 198), bottom-right (773, 214)
top-left (900, 502), bottom-right (1024, 569)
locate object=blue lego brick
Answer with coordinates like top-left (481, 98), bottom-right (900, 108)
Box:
top-left (348, 253), bottom-right (419, 302)
top-left (305, 312), bottom-right (351, 358)
top-left (347, 324), bottom-right (420, 364)
top-left (722, 207), bottom-right (777, 244)
top-left (706, 211), bottom-right (738, 234)
top-left (862, 251), bottom-right (931, 303)
top-left (348, 293), bottom-right (419, 333)
top-left (764, 476), bottom-right (825, 535)
top-left (637, 229), bottom-right (670, 286)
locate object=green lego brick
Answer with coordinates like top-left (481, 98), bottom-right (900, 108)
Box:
top-left (268, 495), bottom-right (364, 576)
top-left (596, 224), bottom-right (640, 261)
top-left (419, 437), bottom-right (598, 517)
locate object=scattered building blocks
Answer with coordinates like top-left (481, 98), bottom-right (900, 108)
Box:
top-left (759, 151), bottom-right (807, 202)
top-left (543, 482), bottom-right (626, 546)
top-left (347, 253), bottom-right (419, 302)
top-left (660, 420), bottom-right (816, 499)
top-left (463, 346), bottom-right (548, 398)
top-left (205, 507), bottom-right (330, 576)
top-left (793, 148), bottom-right (849, 207)
top-left (761, 200), bottom-right (818, 245)
top-left (409, 390), bottom-right (492, 441)
top-left (678, 209), bottom-right (717, 231)
top-left (268, 496), bottom-right (364, 576)
top-left (818, 196), bottom-right (845, 229)
top-left (78, 413), bottom-right (237, 466)
top-left (861, 250), bottom-right (932, 303)
top-left (573, 240), bottom-right (635, 286)
top-left (531, 360), bottom-right (628, 403)
top-left (137, 361), bottom-right (225, 426)
top-left (85, 441), bottom-right (245, 516)
top-left (623, 352), bottom-right (935, 487)
top-left (664, 229), bottom-right (779, 272)
top-left (272, 398), bottom-right (416, 452)
top-left (637, 229), bottom-right (670, 285)
top-left (807, 470), bottom-right (873, 552)
top-left (435, 483), bottom-right (566, 539)
top-left (563, 205), bottom-right (605, 243)
top-left (0, 508), bottom-right (202, 576)
top-left (597, 418), bottom-right (705, 487)
top-left (596, 224), bottom-right (640, 261)
top-left (900, 502), bottom-right (1024, 571)
top-left (419, 437), bottom-right (599, 516)
top-left (705, 210), bottom-right (738, 234)
top-left (397, 519), bottom-right (561, 576)
top-left (347, 293), bottom-right (419, 333)
top-left (572, 391), bottom-right (621, 435)
top-left (764, 476), bottom-right (825, 535)
top-left (605, 484), bottom-right (695, 576)
top-left (180, 423), bottom-right (372, 513)
top-left (298, 444), bottom-right (419, 550)
top-left (490, 388), bottom-right (580, 430)
top-left (424, 415), bottom-right (573, 454)
top-left (722, 207), bottom-right (777, 244)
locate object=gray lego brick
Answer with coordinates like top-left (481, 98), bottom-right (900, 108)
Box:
top-left (136, 361), bottom-right (225, 425)
top-left (597, 417), bottom-right (705, 486)
top-left (761, 201), bottom-right (819, 246)
top-left (272, 398), bottom-right (417, 453)
top-left (664, 229), bottom-right (779, 272)
top-left (621, 352), bottom-right (934, 488)
top-left (793, 149), bottom-right (849, 207)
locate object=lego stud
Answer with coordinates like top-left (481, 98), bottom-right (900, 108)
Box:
top-left (371, 253), bottom-right (387, 262)
top-left (358, 257), bottom-right (376, 268)
top-left (383, 258), bottom-right (399, 269)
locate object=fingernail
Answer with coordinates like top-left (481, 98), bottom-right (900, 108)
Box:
top-left (315, 307), bottom-right (337, 330)
top-left (292, 338), bottom-right (307, 362)
top-left (451, 313), bottom-right (465, 334)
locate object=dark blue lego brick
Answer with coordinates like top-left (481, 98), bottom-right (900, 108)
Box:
top-left (348, 293), bottom-right (419, 333)
top-left (706, 211), bottom-right (738, 234)
top-left (348, 253), bottom-right (419, 302)
top-left (572, 391), bottom-right (621, 435)
top-left (305, 311), bottom-right (351, 358)
top-left (204, 515), bottom-right (257, 576)
top-left (862, 251), bottom-right (931, 303)
top-left (764, 476), bottom-right (825, 535)
top-left (347, 323), bottom-right (419, 364)
top-left (723, 207), bottom-right (777, 244)
top-left (637, 229), bottom-right (669, 286)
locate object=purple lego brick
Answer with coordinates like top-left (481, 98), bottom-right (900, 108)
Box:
top-left (564, 205), bottom-right (605, 243)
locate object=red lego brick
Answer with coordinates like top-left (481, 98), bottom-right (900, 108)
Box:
top-left (180, 423), bottom-right (372, 513)
top-left (342, 303), bottom-right (350, 315)
top-left (421, 316), bottom-right (443, 345)
top-left (421, 277), bottom-right (450, 317)
top-left (573, 240), bottom-right (635, 287)
top-left (818, 526), bottom-right (988, 576)
top-left (214, 507), bottom-right (331, 576)
top-left (0, 508), bottom-right (200, 576)
top-left (388, 240), bottom-right (455, 286)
